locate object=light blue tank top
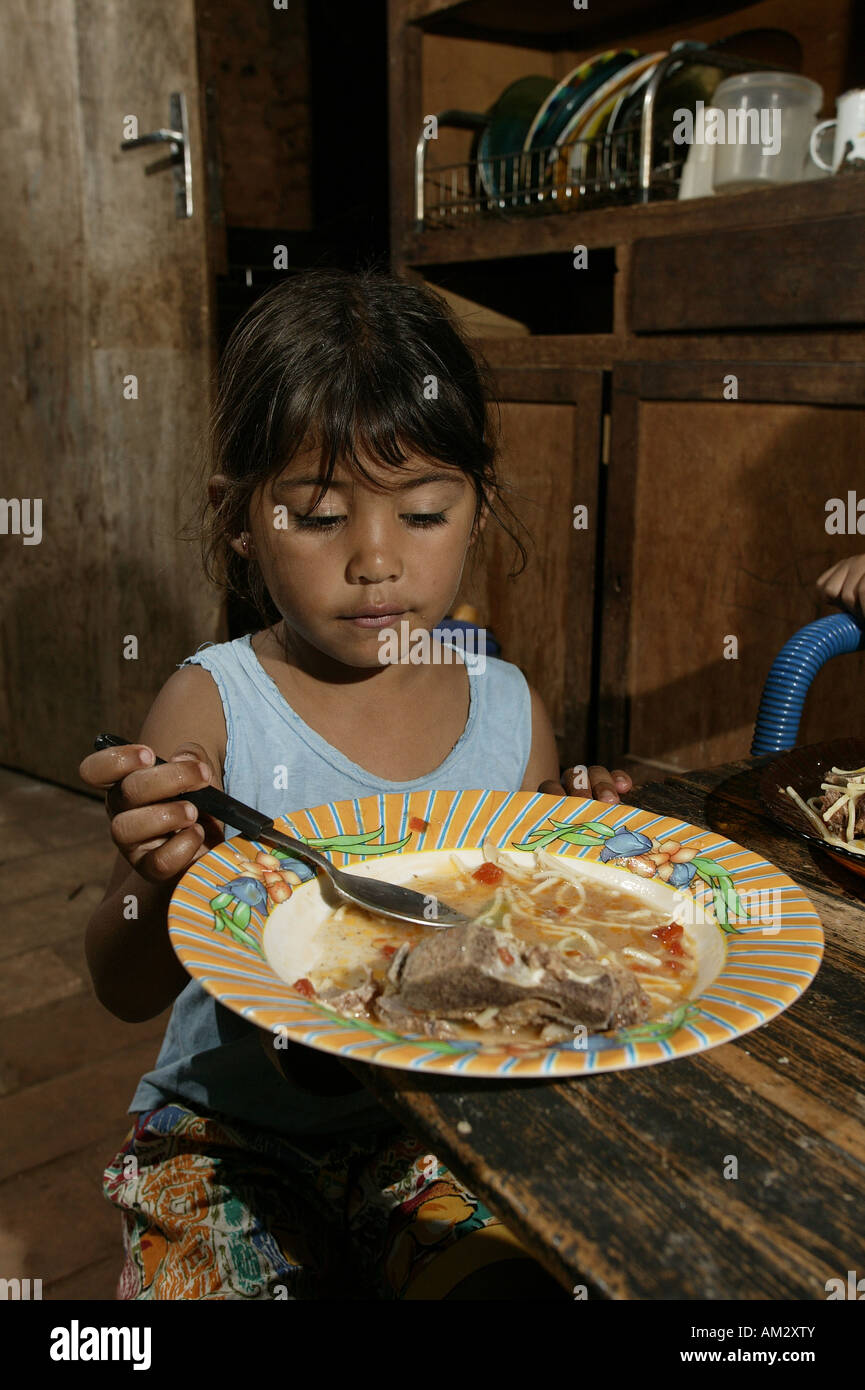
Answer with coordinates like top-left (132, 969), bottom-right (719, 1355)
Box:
top-left (129, 632), bottom-right (533, 1137)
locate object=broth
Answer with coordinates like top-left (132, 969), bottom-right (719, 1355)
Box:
top-left (303, 853), bottom-right (697, 1041)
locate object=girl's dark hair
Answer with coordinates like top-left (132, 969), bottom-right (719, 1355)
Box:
top-left (198, 266), bottom-right (529, 623)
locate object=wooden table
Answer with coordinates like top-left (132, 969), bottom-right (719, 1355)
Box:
top-left (344, 756), bottom-right (865, 1300)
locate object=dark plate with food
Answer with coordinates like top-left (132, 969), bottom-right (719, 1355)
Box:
top-left (759, 738), bottom-right (865, 877)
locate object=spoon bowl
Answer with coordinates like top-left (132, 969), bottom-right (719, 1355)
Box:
top-left (94, 734), bottom-right (473, 929)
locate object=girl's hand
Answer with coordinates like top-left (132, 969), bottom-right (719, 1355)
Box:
top-left (817, 554), bottom-right (865, 622)
top-left (79, 742), bottom-right (222, 884)
top-left (538, 765), bottom-right (633, 803)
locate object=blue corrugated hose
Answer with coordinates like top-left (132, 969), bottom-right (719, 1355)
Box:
top-left (751, 612), bottom-right (865, 755)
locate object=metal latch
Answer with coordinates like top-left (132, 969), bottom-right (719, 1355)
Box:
top-left (119, 92), bottom-right (192, 219)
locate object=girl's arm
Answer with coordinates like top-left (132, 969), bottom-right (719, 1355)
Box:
top-left (521, 685), bottom-right (632, 803)
top-left (80, 664), bottom-right (227, 1022)
top-left (520, 686), bottom-right (562, 791)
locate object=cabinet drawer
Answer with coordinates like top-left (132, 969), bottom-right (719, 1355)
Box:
top-left (629, 214), bottom-right (865, 332)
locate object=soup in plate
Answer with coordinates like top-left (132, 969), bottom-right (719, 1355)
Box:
top-left (280, 845), bottom-right (698, 1047)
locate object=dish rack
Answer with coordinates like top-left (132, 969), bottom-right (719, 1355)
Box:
top-left (415, 47), bottom-right (787, 227)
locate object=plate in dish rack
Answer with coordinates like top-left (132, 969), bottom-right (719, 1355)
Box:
top-left (167, 790), bottom-right (823, 1079)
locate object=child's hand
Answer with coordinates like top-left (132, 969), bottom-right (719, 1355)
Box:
top-left (817, 554), bottom-right (865, 622)
top-left (79, 742), bottom-right (220, 884)
top-left (538, 766), bottom-right (632, 803)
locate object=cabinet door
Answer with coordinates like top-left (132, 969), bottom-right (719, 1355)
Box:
top-left (599, 363), bottom-right (865, 769)
top-left (454, 366), bottom-right (604, 762)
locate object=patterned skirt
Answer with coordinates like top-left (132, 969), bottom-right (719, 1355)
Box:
top-left (102, 1102), bottom-right (549, 1300)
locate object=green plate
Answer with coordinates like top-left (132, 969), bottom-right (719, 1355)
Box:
top-left (476, 75), bottom-right (556, 198)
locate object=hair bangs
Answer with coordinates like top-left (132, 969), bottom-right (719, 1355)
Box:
top-left (274, 357), bottom-right (482, 513)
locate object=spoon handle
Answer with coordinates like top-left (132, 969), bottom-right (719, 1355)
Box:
top-left (93, 732), bottom-right (331, 873)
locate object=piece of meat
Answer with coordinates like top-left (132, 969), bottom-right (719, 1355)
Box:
top-left (317, 967), bottom-right (381, 1020)
top-left (386, 943), bottom-right (411, 985)
top-left (820, 782), bottom-right (865, 836)
top-left (380, 922), bottom-right (649, 1033)
top-left (375, 992), bottom-right (460, 1040)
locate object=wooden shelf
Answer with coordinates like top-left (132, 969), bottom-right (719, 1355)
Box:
top-left (403, 0), bottom-right (736, 49)
top-left (402, 173), bottom-right (865, 265)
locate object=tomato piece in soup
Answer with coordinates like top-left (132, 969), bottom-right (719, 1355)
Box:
top-left (651, 921), bottom-right (683, 945)
top-left (472, 862), bottom-right (504, 886)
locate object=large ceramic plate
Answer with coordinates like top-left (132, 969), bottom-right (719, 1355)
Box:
top-left (524, 50), bottom-right (637, 153)
top-left (612, 50), bottom-right (726, 165)
top-left (168, 791), bottom-right (823, 1078)
top-left (475, 75), bottom-right (556, 199)
top-left (557, 53), bottom-right (663, 149)
top-left (607, 53), bottom-right (667, 136)
top-left (553, 52), bottom-right (665, 188)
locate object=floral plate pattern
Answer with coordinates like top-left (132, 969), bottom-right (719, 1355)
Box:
top-left (167, 791), bottom-right (824, 1079)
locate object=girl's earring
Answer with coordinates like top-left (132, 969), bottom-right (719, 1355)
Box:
top-left (240, 532), bottom-right (250, 553)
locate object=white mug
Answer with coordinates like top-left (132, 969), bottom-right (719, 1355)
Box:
top-left (810, 88), bottom-right (865, 172)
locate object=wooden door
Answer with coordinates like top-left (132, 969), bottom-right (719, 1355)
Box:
top-left (0, 0), bottom-right (223, 789)
top-left (599, 362), bottom-right (865, 770)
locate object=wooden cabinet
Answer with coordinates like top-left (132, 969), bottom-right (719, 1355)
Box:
top-left (389, 0), bottom-right (865, 770)
top-left (455, 368), bottom-right (605, 754)
top-left (600, 363), bottom-right (865, 769)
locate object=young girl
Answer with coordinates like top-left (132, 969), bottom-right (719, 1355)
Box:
top-left (80, 267), bottom-right (632, 1301)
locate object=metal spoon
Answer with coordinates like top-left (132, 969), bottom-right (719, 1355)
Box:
top-left (94, 733), bottom-right (472, 929)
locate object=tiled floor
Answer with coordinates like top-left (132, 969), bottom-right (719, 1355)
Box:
top-left (0, 767), bottom-right (168, 1299)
